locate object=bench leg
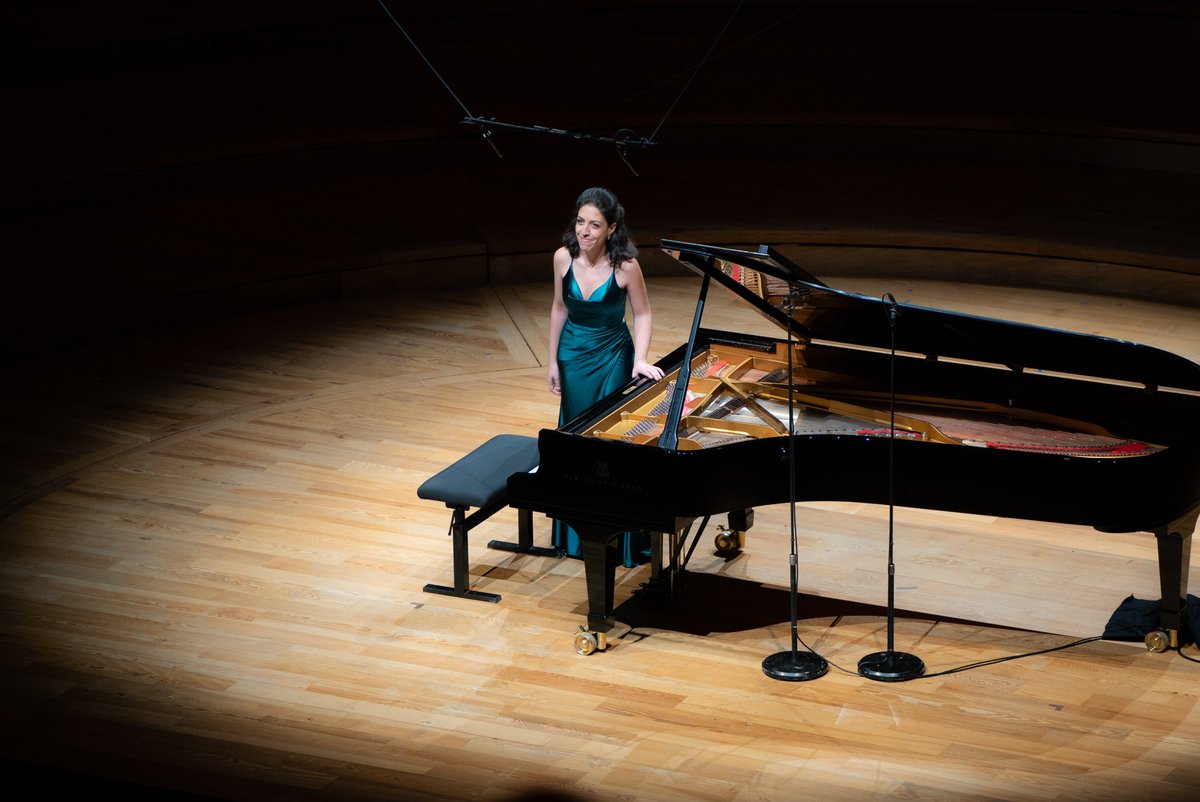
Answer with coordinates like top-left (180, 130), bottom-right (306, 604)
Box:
top-left (424, 506), bottom-right (502, 603)
top-left (488, 507), bottom-right (562, 558)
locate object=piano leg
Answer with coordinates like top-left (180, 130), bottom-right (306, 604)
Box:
top-left (576, 525), bottom-right (620, 636)
top-left (1148, 508), bottom-right (1197, 652)
top-left (644, 529), bottom-right (677, 597)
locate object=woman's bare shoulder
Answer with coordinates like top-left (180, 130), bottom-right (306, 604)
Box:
top-left (616, 256), bottom-right (645, 278)
top-left (614, 256), bottom-right (647, 289)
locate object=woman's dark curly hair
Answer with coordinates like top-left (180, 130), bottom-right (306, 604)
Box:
top-left (562, 186), bottom-right (638, 267)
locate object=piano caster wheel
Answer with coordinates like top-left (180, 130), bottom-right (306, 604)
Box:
top-left (1144, 630), bottom-right (1172, 653)
top-left (714, 526), bottom-right (744, 555)
top-left (573, 626), bottom-right (607, 655)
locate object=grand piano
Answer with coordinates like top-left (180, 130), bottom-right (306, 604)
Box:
top-left (507, 240), bottom-right (1200, 654)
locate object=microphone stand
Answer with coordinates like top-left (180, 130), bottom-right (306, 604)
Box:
top-left (763, 291), bottom-right (828, 682)
top-left (858, 293), bottom-right (925, 682)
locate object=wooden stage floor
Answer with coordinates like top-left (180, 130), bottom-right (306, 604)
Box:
top-left (1, 273), bottom-right (1198, 801)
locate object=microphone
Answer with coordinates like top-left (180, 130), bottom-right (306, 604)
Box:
top-left (481, 126), bottom-right (503, 159)
top-left (883, 292), bottom-right (900, 321)
top-left (858, 289), bottom-right (924, 682)
top-left (777, 288), bottom-right (802, 311)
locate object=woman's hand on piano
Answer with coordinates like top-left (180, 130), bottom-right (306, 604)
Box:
top-left (633, 360), bottom-right (664, 384)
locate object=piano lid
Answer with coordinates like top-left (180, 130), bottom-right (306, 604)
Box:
top-left (662, 239), bottom-right (1200, 393)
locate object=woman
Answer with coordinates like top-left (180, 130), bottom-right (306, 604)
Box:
top-left (547, 187), bottom-right (664, 566)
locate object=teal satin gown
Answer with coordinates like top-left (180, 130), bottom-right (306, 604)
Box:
top-left (553, 262), bottom-right (652, 567)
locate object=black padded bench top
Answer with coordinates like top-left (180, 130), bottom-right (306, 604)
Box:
top-left (417, 434), bottom-right (539, 510)
top-left (419, 434), bottom-right (549, 604)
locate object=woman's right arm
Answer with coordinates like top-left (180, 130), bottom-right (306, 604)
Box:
top-left (547, 248), bottom-right (569, 396)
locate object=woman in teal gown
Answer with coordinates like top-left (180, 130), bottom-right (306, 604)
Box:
top-left (547, 187), bottom-right (665, 567)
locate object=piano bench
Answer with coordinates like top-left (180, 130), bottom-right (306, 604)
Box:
top-left (418, 434), bottom-right (557, 603)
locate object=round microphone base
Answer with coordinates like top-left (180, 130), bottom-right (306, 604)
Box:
top-left (762, 650), bottom-right (829, 682)
top-left (858, 650), bottom-right (925, 682)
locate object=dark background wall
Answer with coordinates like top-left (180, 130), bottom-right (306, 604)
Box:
top-left (8, 1), bottom-right (1200, 357)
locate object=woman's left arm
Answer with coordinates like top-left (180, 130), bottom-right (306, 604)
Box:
top-left (621, 259), bottom-right (665, 383)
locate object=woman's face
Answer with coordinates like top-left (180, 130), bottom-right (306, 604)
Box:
top-left (575, 204), bottom-right (615, 251)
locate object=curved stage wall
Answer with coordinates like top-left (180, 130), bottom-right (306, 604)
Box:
top-left (7, 1), bottom-right (1199, 356)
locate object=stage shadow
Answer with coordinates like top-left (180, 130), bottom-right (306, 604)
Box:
top-left (612, 570), bottom-right (946, 637)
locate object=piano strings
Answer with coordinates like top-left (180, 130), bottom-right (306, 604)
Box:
top-left (899, 407), bottom-right (1164, 457)
top-left (598, 341), bottom-right (1166, 458)
top-left (721, 260), bottom-right (792, 307)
